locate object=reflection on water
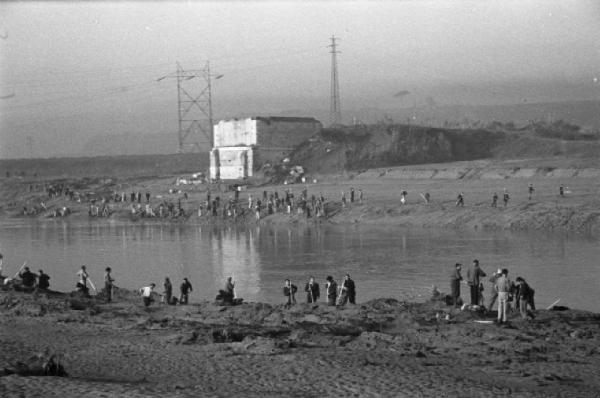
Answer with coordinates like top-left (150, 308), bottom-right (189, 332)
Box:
top-left (0, 220), bottom-right (598, 311)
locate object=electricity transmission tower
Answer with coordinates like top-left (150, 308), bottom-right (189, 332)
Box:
top-left (158, 62), bottom-right (217, 153)
top-left (328, 35), bottom-right (342, 126)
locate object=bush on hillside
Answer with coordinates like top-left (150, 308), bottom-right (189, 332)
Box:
top-left (531, 120), bottom-right (599, 141)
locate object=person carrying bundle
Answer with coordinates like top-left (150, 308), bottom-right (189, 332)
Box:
top-left (76, 265), bottom-right (89, 296)
top-left (140, 283), bottom-right (156, 307)
top-left (337, 274), bottom-right (356, 306)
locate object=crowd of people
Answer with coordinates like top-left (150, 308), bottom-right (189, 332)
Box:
top-left (450, 183), bottom-right (568, 208)
top-left (15, 172), bottom-right (575, 227)
top-left (449, 260), bottom-right (536, 323)
top-left (199, 187), bottom-right (336, 221)
top-left (0, 255), bottom-right (360, 311)
top-left (282, 274), bottom-right (356, 307)
top-left (0, 250), bottom-right (535, 325)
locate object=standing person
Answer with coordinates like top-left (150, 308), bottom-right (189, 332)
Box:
top-left (400, 190), bottom-right (407, 205)
top-left (466, 259), bottom-right (486, 306)
top-left (304, 276), bottom-right (320, 303)
top-left (163, 277), bottom-right (173, 305)
top-left (503, 189), bottom-right (510, 207)
top-left (140, 283), bottom-right (156, 307)
top-left (104, 267), bottom-right (114, 302)
top-left (528, 183), bottom-right (534, 200)
top-left (325, 276), bottom-right (338, 306)
top-left (456, 193), bottom-right (464, 207)
top-left (491, 193), bottom-right (498, 207)
top-left (145, 192), bottom-right (150, 203)
top-left (255, 202), bottom-right (261, 220)
top-left (359, 189), bottom-right (364, 204)
top-left (350, 187), bottom-right (355, 203)
top-left (515, 277), bottom-right (536, 319)
top-left (76, 265), bottom-right (89, 296)
top-left (179, 278), bottom-right (193, 304)
top-left (487, 269), bottom-right (503, 312)
top-left (224, 277), bottom-right (235, 302)
top-left (449, 263), bottom-right (463, 308)
top-left (495, 269), bottom-right (511, 324)
top-left (338, 274), bottom-right (356, 305)
top-left (38, 270), bottom-right (50, 290)
top-left (559, 185), bottom-right (564, 197)
top-left (283, 279), bottom-right (297, 307)
top-left (137, 192), bottom-right (142, 204)
top-left (341, 191), bottom-right (347, 207)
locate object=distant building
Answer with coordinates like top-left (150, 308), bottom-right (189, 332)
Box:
top-left (210, 116), bottom-right (322, 180)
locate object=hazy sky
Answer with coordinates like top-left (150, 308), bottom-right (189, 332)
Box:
top-left (1, 0), bottom-right (599, 158)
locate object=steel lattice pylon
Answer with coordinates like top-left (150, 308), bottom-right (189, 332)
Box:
top-left (160, 61), bottom-right (214, 153)
top-left (328, 35), bottom-right (342, 126)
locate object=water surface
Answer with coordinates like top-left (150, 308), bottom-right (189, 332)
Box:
top-left (0, 220), bottom-right (598, 312)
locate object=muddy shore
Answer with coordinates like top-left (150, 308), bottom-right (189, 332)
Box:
top-left (1, 289), bottom-right (599, 397)
top-left (2, 158), bottom-right (600, 237)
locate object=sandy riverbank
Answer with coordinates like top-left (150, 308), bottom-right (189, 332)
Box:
top-left (1, 289), bottom-right (599, 397)
top-left (2, 158), bottom-right (600, 237)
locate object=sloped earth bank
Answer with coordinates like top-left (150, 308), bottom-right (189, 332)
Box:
top-left (1, 291), bottom-right (599, 397)
top-left (3, 155), bottom-right (600, 238)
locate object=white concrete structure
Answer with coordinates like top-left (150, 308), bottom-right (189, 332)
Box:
top-left (209, 146), bottom-right (253, 180)
top-left (210, 116), bottom-right (321, 180)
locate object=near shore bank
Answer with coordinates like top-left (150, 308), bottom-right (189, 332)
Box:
top-left (1, 289), bottom-right (599, 397)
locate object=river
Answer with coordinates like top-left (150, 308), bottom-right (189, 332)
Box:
top-left (0, 220), bottom-right (598, 311)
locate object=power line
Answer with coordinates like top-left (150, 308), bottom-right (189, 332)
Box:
top-left (1, 78), bottom-right (167, 112)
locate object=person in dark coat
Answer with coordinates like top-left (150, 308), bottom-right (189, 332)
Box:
top-left (491, 193), bottom-right (498, 207)
top-left (179, 278), bottom-right (193, 304)
top-left (456, 193), bottom-right (464, 207)
top-left (304, 276), bottom-right (320, 303)
top-left (19, 267), bottom-right (37, 290)
top-left (104, 267), bottom-right (114, 302)
top-left (38, 270), bottom-right (50, 290)
top-left (163, 277), bottom-right (173, 305)
top-left (225, 277), bottom-right (235, 298)
top-left (515, 277), bottom-right (536, 319)
top-left (449, 263), bottom-right (463, 308)
top-left (466, 259), bottom-right (486, 305)
top-left (338, 274), bottom-right (356, 305)
top-left (503, 189), bottom-right (510, 207)
top-left (283, 279), bottom-right (297, 307)
top-left (325, 275), bottom-right (338, 306)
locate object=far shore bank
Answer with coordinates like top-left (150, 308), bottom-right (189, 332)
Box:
top-left (1, 158), bottom-right (600, 237)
